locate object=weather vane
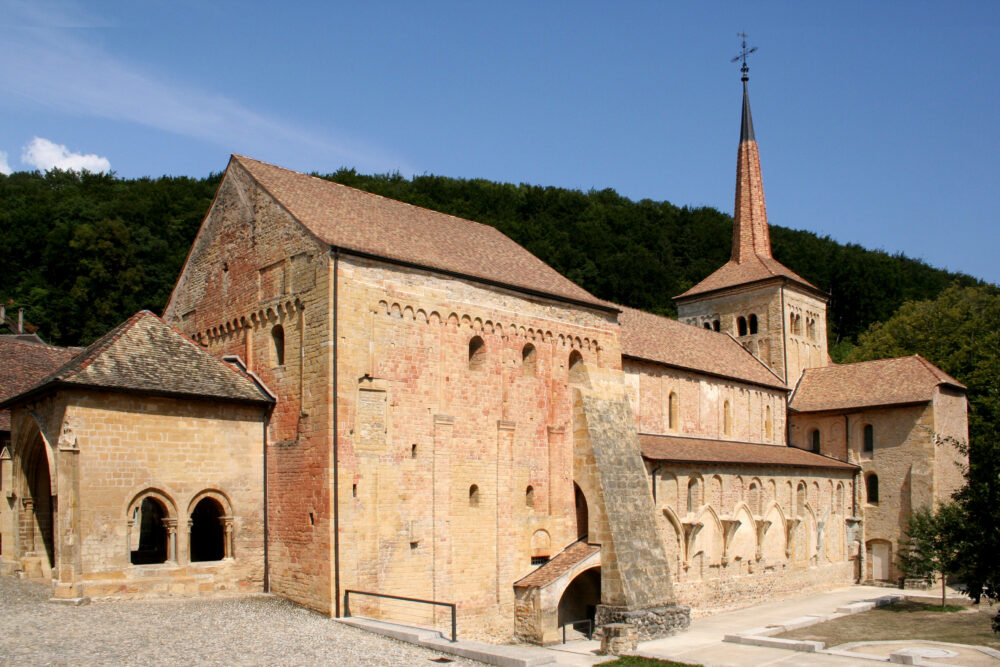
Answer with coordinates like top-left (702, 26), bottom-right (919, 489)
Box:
top-left (731, 33), bottom-right (757, 82)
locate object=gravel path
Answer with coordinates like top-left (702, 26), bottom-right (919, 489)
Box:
top-left (0, 577), bottom-right (482, 666)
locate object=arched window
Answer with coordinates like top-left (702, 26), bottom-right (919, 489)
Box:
top-left (737, 317), bottom-right (748, 336)
top-left (863, 424), bottom-right (874, 454)
top-left (525, 485), bottom-right (535, 509)
top-left (687, 478), bottom-right (701, 514)
top-left (271, 325), bottom-right (285, 366)
top-left (748, 482), bottom-right (761, 515)
top-left (522, 343), bottom-right (537, 377)
top-left (130, 496), bottom-right (169, 565)
top-left (749, 314), bottom-right (758, 335)
top-left (703, 322), bottom-right (712, 330)
top-left (568, 350), bottom-right (587, 385)
top-left (866, 474), bottom-right (879, 505)
top-left (190, 497), bottom-right (226, 562)
top-left (668, 391), bottom-right (678, 431)
top-left (712, 319), bottom-right (720, 332)
top-left (796, 482), bottom-right (807, 515)
top-left (469, 484), bottom-right (480, 507)
top-left (723, 400), bottom-right (732, 436)
top-left (765, 405), bottom-right (773, 441)
top-left (468, 336), bottom-right (486, 371)
top-left (810, 428), bottom-right (821, 453)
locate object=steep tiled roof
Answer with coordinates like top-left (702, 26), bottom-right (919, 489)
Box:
top-left (618, 307), bottom-right (787, 391)
top-left (640, 434), bottom-right (857, 471)
top-left (0, 311), bottom-right (272, 408)
top-left (232, 155), bottom-right (612, 311)
top-left (513, 540), bottom-right (600, 588)
top-left (789, 355), bottom-right (965, 413)
top-left (675, 255), bottom-right (819, 300)
top-left (675, 81), bottom-right (820, 301)
top-left (0, 339), bottom-right (79, 432)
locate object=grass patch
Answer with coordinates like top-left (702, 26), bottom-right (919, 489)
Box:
top-left (882, 600), bottom-right (966, 613)
top-left (779, 597), bottom-right (999, 650)
top-left (598, 658), bottom-right (701, 667)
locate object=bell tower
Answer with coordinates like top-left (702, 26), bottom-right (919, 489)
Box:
top-left (674, 41), bottom-right (830, 384)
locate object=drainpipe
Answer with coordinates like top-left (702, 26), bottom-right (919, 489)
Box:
top-left (332, 249), bottom-right (341, 617)
top-left (263, 413), bottom-right (270, 592)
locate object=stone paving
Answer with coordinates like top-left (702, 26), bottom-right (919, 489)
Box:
top-left (0, 577), bottom-right (482, 666)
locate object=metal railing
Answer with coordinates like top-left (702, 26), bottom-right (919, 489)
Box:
top-left (343, 589), bottom-right (457, 643)
top-left (560, 618), bottom-right (594, 643)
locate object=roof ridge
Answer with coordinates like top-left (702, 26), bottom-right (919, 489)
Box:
top-left (232, 154), bottom-right (503, 235)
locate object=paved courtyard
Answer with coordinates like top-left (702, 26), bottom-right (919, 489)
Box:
top-left (0, 577), bottom-right (481, 666)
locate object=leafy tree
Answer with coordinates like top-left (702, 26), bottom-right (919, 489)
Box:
top-left (0, 167), bottom-right (983, 347)
top-left (897, 503), bottom-right (963, 608)
top-left (848, 284), bottom-right (1000, 631)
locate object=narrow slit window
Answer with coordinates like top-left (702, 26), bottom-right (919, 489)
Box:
top-left (272, 325), bottom-right (285, 366)
top-left (863, 424), bottom-right (874, 454)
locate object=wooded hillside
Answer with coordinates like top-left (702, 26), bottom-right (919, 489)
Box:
top-left (0, 168), bottom-right (983, 351)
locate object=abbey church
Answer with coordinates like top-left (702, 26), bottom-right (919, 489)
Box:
top-left (0, 76), bottom-right (967, 644)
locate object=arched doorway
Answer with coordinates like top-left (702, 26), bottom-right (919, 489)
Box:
top-left (557, 567), bottom-right (601, 638)
top-left (190, 497), bottom-right (226, 562)
top-left (130, 497), bottom-right (169, 565)
top-left (17, 427), bottom-right (54, 576)
top-left (574, 482), bottom-right (589, 541)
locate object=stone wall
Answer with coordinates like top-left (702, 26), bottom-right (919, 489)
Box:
top-left (647, 460), bottom-right (857, 612)
top-left (676, 282), bottom-right (830, 385)
top-left (8, 390), bottom-right (265, 599)
top-left (332, 254), bottom-right (620, 640)
top-left (164, 161), bottom-right (335, 613)
top-left (624, 358), bottom-right (785, 445)
top-left (790, 396), bottom-right (967, 583)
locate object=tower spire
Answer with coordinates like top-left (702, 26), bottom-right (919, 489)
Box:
top-left (730, 34), bottom-right (771, 262)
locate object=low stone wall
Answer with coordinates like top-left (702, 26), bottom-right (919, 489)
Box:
top-left (596, 603), bottom-right (691, 640)
top-left (674, 559), bottom-right (855, 613)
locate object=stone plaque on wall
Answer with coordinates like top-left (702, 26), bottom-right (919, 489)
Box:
top-left (357, 388), bottom-right (387, 451)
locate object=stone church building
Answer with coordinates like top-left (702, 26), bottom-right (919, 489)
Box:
top-left (0, 77), bottom-right (966, 643)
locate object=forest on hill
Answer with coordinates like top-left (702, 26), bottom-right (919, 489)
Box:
top-left (0, 168), bottom-right (984, 352)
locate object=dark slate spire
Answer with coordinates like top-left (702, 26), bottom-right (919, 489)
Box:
top-left (740, 80), bottom-right (755, 143)
top-left (731, 72), bottom-right (772, 262)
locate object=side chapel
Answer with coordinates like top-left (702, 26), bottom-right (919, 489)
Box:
top-left (0, 73), bottom-right (966, 643)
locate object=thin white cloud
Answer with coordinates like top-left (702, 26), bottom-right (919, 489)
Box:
top-left (0, 2), bottom-right (413, 174)
top-left (22, 137), bottom-right (110, 172)
top-left (0, 151), bottom-right (11, 175)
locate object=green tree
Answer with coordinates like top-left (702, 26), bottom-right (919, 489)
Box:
top-left (897, 503), bottom-right (963, 608)
top-left (848, 284), bottom-right (1000, 631)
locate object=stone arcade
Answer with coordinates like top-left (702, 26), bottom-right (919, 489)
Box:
top-left (0, 76), bottom-right (966, 643)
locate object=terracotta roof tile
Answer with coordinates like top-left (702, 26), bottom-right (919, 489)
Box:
top-left (0, 311), bottom-right (272, 408)
top-left (0, 339), bottom-right (79, 432)
top-left (640, 433), bottom-right (857, 471)
top-left (513, 540), bottom-right (600, 588)
top-left (789, 355), bottom-right (965, 413)
top-left (675, 255), bottom-right (819, 300)
top-left (619, 306), bottom-right (786, 391)
top-left (232, 155), bottom-right (611, 310)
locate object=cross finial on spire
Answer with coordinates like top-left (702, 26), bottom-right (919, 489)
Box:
top-left (731, 33), bottom-right (757, 82)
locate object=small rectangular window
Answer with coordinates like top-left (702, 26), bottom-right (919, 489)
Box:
top-left (531, 556), bottom-right (549, 566)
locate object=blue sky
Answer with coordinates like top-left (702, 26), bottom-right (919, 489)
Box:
top-left (1, 1), bottom-right (997, 283)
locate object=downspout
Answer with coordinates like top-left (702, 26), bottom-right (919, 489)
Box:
top-left (332, 249), bottom-right (341, 616)
top-left (263, 412), bottom-right (270, 592)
